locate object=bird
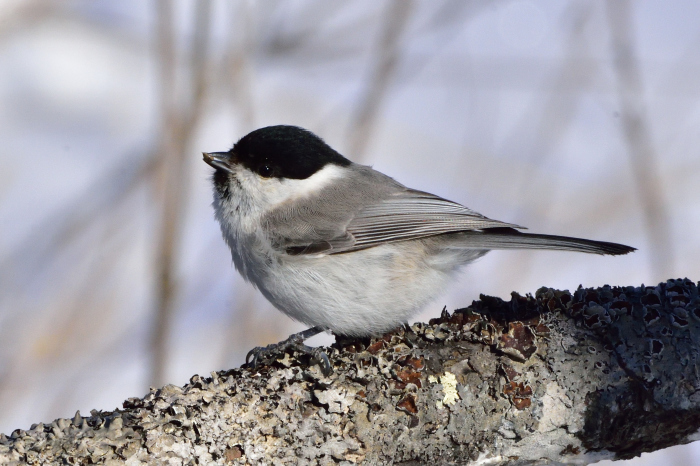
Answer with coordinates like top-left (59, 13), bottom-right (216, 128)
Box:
top-left (203, 125), bottom-right (634, 372)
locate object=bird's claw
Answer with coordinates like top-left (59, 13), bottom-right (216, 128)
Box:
top-left (245, 331), bottom-right (332, 376)
top-left (308, 347), bottom-right (332, 376)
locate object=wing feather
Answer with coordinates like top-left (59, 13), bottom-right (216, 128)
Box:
top-left (264, 166), bottom-right (523, 255)
top-left (265, 168), bottom-right (633, 257)
top-left (337, 189), bottom-right (523, 253)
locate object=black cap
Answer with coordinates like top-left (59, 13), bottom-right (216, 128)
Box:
top-left (230, 125), bottom-right (351, 180)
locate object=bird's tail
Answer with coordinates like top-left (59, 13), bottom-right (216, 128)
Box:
top-left (452, 227), bottom-right (635, 256)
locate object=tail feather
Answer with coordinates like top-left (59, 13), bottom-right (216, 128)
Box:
top-left (455, 227), bottom-right (635, 256)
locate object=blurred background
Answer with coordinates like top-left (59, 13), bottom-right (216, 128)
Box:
top-left (0, 0), bottom-right (698, 463)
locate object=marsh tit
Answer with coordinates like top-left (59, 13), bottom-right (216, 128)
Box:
top-left (204, 125), bottom-right (634, 369)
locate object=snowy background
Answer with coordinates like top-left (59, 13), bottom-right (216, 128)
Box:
top-left (0, 1), bottom-right (699, 463)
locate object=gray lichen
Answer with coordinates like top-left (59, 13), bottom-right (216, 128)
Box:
top-left (1, 279), bottom-right (699, 465)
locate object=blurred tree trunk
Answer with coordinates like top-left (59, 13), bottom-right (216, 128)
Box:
top-left (151, 0), bottom-right (212, 387)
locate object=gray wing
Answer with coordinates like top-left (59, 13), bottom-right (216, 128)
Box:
top-left (269, 175), bottom-right (634, 257)
top-left (280, 187), bottom-right (522, 255)
top-left (336, 191), bottom-right (633, 255)
top-left (342, 189), bottom-right (522, 252)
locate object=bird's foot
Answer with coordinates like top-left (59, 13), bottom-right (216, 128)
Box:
top-left (245, 326), bottom-right (331, 376)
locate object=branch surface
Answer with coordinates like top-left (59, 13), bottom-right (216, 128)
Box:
top-left (2, 279), bottom-right (700, 465)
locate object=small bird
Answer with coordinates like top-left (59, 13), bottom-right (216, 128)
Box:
top-left (204, 125), bottom-right (634, 371)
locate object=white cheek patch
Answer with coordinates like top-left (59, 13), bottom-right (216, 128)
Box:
top-left (239, 164), bottom-right (346, 213)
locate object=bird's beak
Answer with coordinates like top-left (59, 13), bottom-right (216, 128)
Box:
top-left (203, 152), bottom-right (235, 174)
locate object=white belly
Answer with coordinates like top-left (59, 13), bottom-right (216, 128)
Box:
top-left (249, 240), bottom-right (480, 336)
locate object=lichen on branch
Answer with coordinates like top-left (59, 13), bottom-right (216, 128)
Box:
top-left (1, 279), bottom-right (699, 465)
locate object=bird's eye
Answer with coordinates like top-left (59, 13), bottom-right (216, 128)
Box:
top-left (258, 164), bottom-right (273, 178)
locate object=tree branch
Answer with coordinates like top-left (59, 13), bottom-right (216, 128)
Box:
top-left (2, 278), bottom-right (699, 465)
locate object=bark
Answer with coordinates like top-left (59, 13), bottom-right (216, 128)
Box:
top-left (2, 278), bottom-right (700, 465)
